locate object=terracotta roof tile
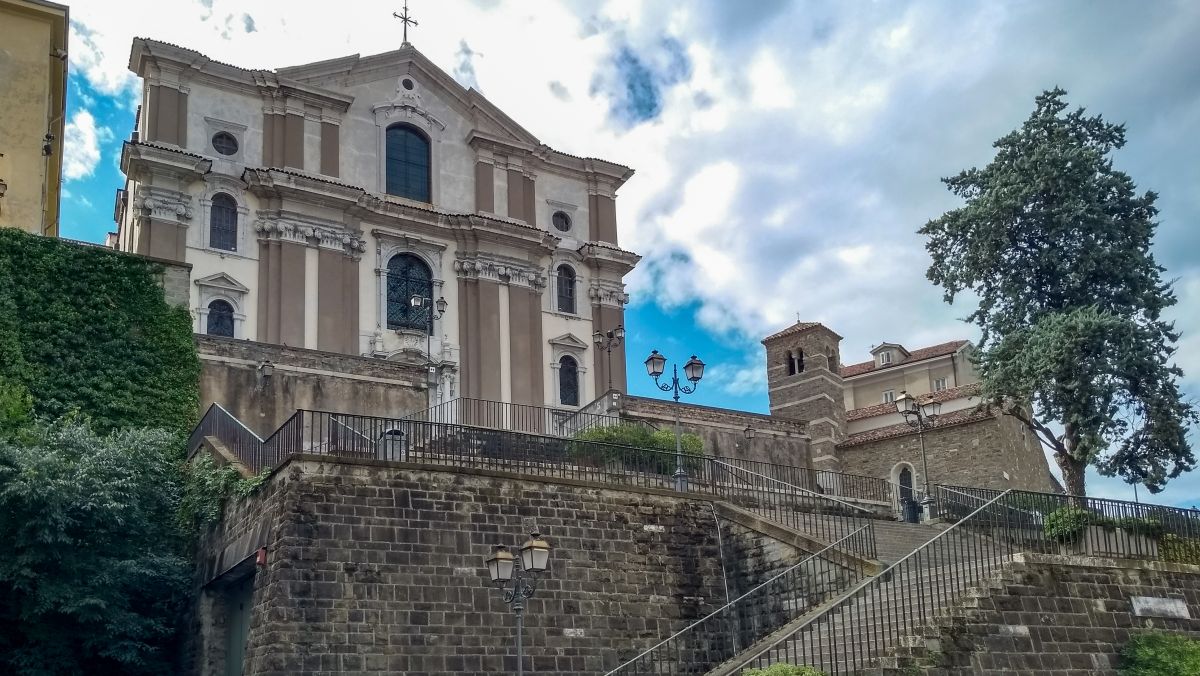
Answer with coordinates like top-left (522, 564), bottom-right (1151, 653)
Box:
top-left (839, 406), bottom-right (994, 447)
top-left (841, 339), bottom-right (970, 378)
top-left (762, 322), bottom-right (841, 344)
top-left (846, 382), bottom-right (983, 421)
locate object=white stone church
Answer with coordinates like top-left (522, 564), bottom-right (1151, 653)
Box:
top-left (112, 37), bottom-right (638, 411)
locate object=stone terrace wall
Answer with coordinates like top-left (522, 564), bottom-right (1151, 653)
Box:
top-left (619, 394), bottom-right (811, 469)
top-left (838, 412), bottom-right (1057, 493)
top-left (197, 335), bottom-right (427, 435)
top-left (896, 553), bottom-right (1200, 675)
top-left (193, 459), bottom-right (751, 676)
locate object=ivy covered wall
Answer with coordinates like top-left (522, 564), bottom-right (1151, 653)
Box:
top-left (0, 230), bottom-right (200, 432)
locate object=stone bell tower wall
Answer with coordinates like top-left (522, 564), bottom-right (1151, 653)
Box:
top-left (763, 324), bottom-right (847, 471)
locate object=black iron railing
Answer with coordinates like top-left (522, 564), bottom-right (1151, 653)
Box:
top-left (935, 484), bottom-right (1200, 561)
top-left (400, 396), bottom-right (635, 437)
top-left (607, 528), bottom-right (871, 675)
top-left (711, 456), bottom-right (895, 505)
top-left (187, 407), bottom-right (879, 559)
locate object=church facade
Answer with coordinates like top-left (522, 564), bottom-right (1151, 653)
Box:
top-left (113, 38), bottom-right (637, 413)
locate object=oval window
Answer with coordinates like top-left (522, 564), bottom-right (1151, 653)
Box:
top-left (212, 131), bottom-right (239, 156)
top-left (552, 211), bottom-right (571, 232)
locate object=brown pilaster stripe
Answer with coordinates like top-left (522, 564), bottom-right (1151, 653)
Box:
top-left (283, 113), bottom-right (304, 170)
top-left (320, 122), bottom-right (339, 177)
top-left (506, 168), bottom-right (525, 221)
top-left (474, 162), bottom-right (494, 213)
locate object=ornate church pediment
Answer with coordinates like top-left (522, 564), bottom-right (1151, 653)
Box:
top-left (548, 333), bottom-right (590, 352)
top-left (194, 272), bottom-right (250, 294)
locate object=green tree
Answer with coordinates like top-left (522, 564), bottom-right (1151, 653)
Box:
top-left (920, 88), bottom-right (1197, 495)
top-left (0, 420), bottom-right (192, 675)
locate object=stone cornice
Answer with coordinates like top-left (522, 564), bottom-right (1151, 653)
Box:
top-left (131, 185), bottom-right (194, 225)
top-left (254, 210), bottom-right (366, 257)
top-left (588, 278), bottom-right (629, 308)
top-left (578, 242), bottom-right (641, 275)
top-left (453, 253), bottom-right (548, 290)
top-left (121, 141), bottom-right (211, 182)
top-left (129, 38), bottom-right (353, 113)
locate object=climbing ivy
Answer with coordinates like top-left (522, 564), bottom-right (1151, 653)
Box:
top-left (0, 230), bottom-right (200, 434)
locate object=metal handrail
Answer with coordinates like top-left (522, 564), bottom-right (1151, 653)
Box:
top-left (719, 489), bottom-right (1015, 673)
top-left (711, 459), bottom-right (873, 515)
top-left (606, 527), bottom-right (871, 676)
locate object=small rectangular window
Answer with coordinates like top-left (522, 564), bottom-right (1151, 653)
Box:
top-left (882, 390), bottom-right (895, 404)
top-left (933, 377), bottom-right (947, 392)
top-left (880, 351), bottom-right (893, 365)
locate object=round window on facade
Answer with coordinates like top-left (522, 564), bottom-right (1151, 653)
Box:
top-left (552, 211), bottom-right (572, 233)
top-left (212, 132), bottom-right (239, 156)
top-left (401, 78), bottom-right (415, 91)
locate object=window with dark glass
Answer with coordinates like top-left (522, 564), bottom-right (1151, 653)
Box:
top-left (559, 355), bottom-right (579, 406)
top-left (386, 253), bottom-right (433, 333)
top-left (212, 131), bottom-right (239, 156)
top-left (209, 193), bottom-right (238, 251)
top-left (207, 299), bottom-right (235, 337)
top-left (385, 124), bottom-right (431, 202)
top-left (556, 265), bottom-right (576, 314)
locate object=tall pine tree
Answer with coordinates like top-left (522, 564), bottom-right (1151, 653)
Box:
top-left (921, 88), bottom-right (1196, 495)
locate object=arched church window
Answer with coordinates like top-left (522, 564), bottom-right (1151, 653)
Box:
top-left (207, 299), bottom-right (235, 337)
top-left (559, 355), bottom-right (580, 406)
top-left (385, 124), bottom-right (431, 202)
top-left (209, 193), bottom-right (238, 251)
top-left (898, 466), bottom-right (914, 501)
top-left (556, 264), bottom-right (576, 314)
top-left (386, 254), bottom-right (433, 333)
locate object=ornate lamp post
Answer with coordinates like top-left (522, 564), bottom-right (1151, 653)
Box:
top-left (592, 325), bottom-right (626, 392)
top-left (895, 391), bottom-right (940, 519)
top-left (644, 350), bottom-right (705, 492)
top-left (485, 532), bottom-right (552, 676)
top-left (410, 294), bottom-right (449, 401)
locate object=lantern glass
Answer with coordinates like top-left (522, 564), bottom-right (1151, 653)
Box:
top-left (894, 391), bottom-right (915, 416)
top-left (644, 350), bottom-right (666, 378)
top-left (520, 533), bottom-right (551, 574)
top-left (486, 545), bottom-right (514, 584)
top-left (593, 331), bottom-right (604, 345)
top-left (683, 355), bottom-right (705, 383)
top-left (921, 399), bottom-right (942, 419)
top-left (744, 426), bottom-right (755, 440)
top-left (614, 325), bottom-right (626, 340)
top-left (410, 294), bottom-right (424, 308)
top-left (435, 296), bottom-right (448, 316)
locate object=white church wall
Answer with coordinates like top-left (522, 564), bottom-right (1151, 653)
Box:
top-left (338, 76), bottom-right (476, 212)
top-left (541, 310), bottom-right (595, 407)
top-left (184, 81), bottom-right (263, 168)
top-left (492, 165), bottom-right (508, 216)
top-left (188, 247), bottom-right (259, 340)
top-left (535, 170), bottom-right (590, 238)
top-left (303, 113), bottom-right (321, 175)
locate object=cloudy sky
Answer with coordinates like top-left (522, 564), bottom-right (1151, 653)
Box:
top-left (60, 0), bottom-right (1200, 506)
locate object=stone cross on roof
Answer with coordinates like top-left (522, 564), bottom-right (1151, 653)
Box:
top-left (393, 0), bottom-right (418, 46)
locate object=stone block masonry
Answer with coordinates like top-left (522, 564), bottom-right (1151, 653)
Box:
top-left (890, 554), bottom-right (1200, 675)
top-left (192, 458), bottom-right (749, 676)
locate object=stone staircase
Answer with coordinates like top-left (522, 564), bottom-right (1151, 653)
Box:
top-left (707, 527), bottom-right (1007, 676)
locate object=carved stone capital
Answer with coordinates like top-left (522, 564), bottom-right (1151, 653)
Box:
top-left (132, 186), bottom-right (194, 223)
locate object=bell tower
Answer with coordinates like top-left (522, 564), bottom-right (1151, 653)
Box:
top-left (762, 322), bottom-right (846, 472)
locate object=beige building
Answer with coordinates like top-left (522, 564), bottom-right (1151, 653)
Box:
top-left (112, 38), bottom-right (638, 418)
top-left (764, 322), bottom-right (1058, 496)
top-left (0, 0), bottom-right (68, 237)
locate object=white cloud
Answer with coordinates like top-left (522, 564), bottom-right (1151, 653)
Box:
top-left (62, 110), bottom-right (112, 181)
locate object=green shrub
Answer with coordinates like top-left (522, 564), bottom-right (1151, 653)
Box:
top-left (1161, 534), bottom-right (1200, 565)
top-left (1044, 505), bottom-right (1094, 542)
top-left (743, 664), bottom-right (827, 676)
top-left (0, 230), bottom-right (200, 434)
top-left (1120, 632), bottom-right (1200, 675)
top-left (570, 424), bottom-right (703, 475)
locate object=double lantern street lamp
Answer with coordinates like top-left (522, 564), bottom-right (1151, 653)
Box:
top-left (485, 533), bottom-right (552, 676)
top-left (644, 350), bottom-right (706, 492)
top-left (410, 294), bottom-right (449, 394)
top-left (592, 325), bottom-right (626, 392)
top-left (894, 391), bottom-right (941, 518)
